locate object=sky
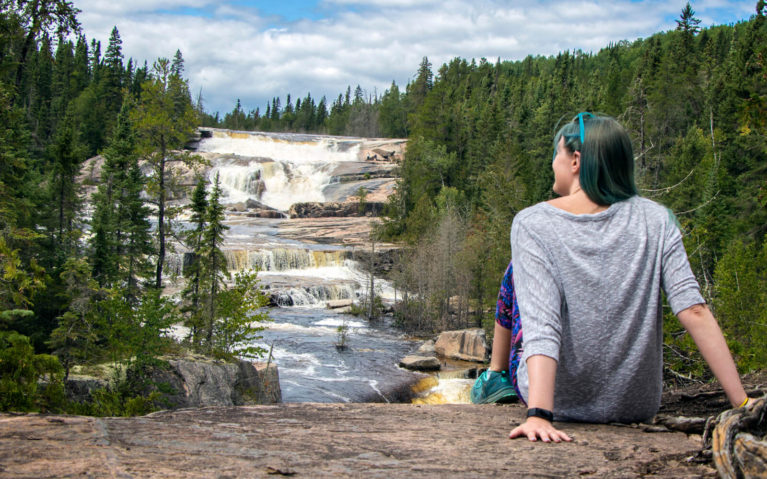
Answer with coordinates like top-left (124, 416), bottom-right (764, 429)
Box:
top-left (71, 0), bottom-right (756, 115)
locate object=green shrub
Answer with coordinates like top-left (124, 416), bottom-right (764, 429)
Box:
top-left (0, 331), bottom-right (65, 412)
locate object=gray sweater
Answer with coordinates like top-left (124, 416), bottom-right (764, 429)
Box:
top-left (511, 196), bottom-right (704, 423)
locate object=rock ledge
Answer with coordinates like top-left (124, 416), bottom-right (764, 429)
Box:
top-left (0, 403), bottom-right (715, 478)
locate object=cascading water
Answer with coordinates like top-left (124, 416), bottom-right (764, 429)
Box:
top-left (181, 129), bottom-right (419, 403)
top-left (199, 130), bottom-right (361, 211)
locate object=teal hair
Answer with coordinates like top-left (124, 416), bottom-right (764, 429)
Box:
top-left (553, 113), bottom-right (638, 206)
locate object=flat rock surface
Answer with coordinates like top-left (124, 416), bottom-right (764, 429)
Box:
top-left (0, 403), bottom-right (714, 478)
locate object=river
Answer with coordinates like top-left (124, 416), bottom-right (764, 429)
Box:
top-left (168, 129), bottom-right (441, 402)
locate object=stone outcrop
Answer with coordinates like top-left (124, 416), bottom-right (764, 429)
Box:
top-left (164, 358), bottom-right (280, 407)
top-left (65, 359), bottom-right (281, 408)
top-left (434, 329), bottom-right (488, 363)
top-left (399, 355), bottom-right (441, 371)
top-left (227, 199), bottom-right (288, 218)
top-left (288, 201), bottom-right (384, 218)
top-left (417, 340), bottom-right (436, 356)
top-left (0, 403), bottom-right (717, 477)
top-left (327, 299), bottom-right (354, 309)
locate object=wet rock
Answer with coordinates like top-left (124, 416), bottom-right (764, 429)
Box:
top-left (288, 201), bottom-right (384, 218)
top-left (228, 202), bottom-right (248, 212)
top-left (0, 403), bottom-right (716, 477)
top-left (434, 328), bottom-right (488, 363)
top-left (327, 299), bottom-right (354, 309)
top-left (399, 355), bottom-right (441, 371)
top-left (246, 209), bottom-right (288, 219)
top-left (416, 340), bottom-right (436, 356)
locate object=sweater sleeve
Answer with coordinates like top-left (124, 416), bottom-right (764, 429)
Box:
top-left (511, 216), bottom-right (562, 362)
top-left (661, 217), bottom-right (705, 314)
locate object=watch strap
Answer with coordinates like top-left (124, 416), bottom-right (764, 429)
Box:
top-left (526, 407), bottom-right (554, 422)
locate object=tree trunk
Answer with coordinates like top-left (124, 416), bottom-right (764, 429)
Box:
top-left (155, 143), bottom-right (166, 289)
top-left (367, 240), bottom-right (375, 320)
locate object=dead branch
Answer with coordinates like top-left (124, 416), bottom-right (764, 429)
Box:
top-left (676, 191), bottom-right (720, 216)
top-left (640, 167), bottom-right (696, 194)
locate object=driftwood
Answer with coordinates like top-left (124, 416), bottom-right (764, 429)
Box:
top-left (709, 395), bottom-right (767, 478)
top-left (653, 414), bottom-right (709, 434)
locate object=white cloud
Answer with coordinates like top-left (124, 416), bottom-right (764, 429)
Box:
top-left (72, 0), bottom-right (753, 114)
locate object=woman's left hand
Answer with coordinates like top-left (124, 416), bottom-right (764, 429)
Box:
top-left (509, 417), bottom-right (572, 443)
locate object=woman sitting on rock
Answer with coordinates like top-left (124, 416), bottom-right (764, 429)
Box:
top-left (471, 113), bottom-right (752, 442)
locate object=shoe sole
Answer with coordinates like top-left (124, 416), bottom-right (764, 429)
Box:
top-left (476, 389), bottom-right (518, 404)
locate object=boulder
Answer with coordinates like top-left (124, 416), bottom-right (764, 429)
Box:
top-left (416, 340), bottom-right (436, 356)
top-left (434, 328), bottom-right (488, 362)
top-left (166, 358), bottom-right (281, 407)
top-left (63, 359), bottom-right (281, 408)
top-left (399, 355), bottom-right (441, 371)
top-left (228, 202), bottom-right (247, 212)
top-left (288, 201), bottom-right (384, 218)
top-left (64, 376), bottom-right (109, 403)
top-left (327, 299), bottom-right (353, 309)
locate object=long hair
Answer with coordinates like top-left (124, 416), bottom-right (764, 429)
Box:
top-left (553, 113), bottom-right (638, 206)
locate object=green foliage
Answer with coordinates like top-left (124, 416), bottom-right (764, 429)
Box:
top-left (712, 240), bottom-right (767, 371)
top-left (0, 331), bottom-right (64, 412)
top-left (131, 57), bottom-right (201, 289)
top-left (211, 270), bottom-right (270, 360)
top-left (0, 236), bottom-right (46, 321)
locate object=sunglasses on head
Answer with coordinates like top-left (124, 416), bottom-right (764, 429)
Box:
top-left (553, 112), bottom-right (595, 162)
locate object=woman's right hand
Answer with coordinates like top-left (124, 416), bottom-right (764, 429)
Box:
top-left (509, 417), bottom-right (572, 443)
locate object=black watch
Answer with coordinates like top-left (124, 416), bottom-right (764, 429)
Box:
top-left (526, 407), bottom-right (554, 422)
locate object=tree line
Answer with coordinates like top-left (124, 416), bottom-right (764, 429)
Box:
top-left (0, 1), bottom-right (267, 414)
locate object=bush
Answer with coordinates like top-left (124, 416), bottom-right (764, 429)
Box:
top-left (0, 331), bottom-right (65, 412)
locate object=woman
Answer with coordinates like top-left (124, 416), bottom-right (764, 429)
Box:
top-left (472, 113), bottom-right (751, 443)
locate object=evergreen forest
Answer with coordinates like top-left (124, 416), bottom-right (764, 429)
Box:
top-left (1, 0), bottom-right (766, 412)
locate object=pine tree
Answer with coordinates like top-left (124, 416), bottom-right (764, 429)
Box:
top-left (121, 158), bottom-right (154, 301)
top-left (46, 107), bottom-right (84, 262)
top-left (90, 99), bottom-right (152, 295)
top-left (101, 26), bottom-right (124, 121)
top-left (182, 175), bottom-right (208, 345)
top-left (199, 172), bottom-right (229, 350)
top-left (11, 0), bottom-right (81, 92)
top-left (131, 57), bottom-right (200, 289)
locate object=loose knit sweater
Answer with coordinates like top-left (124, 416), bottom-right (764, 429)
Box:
top-left (511, 195), bottom-right (704, 423)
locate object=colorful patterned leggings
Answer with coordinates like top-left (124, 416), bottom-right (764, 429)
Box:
top-left (495, 261), bottom-right (524, 401)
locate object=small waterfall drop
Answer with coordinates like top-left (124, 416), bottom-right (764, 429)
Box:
top-left (224, 248), bottom-right (350, 272)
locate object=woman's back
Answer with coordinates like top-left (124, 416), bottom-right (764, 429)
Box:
top-left (511, 195), bottom-right (704, 422)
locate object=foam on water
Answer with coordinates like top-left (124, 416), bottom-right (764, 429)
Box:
top-left (199, 131), bottom-right (361, 164)
top-left (412, 377), bottom-right (474, 405)
top-left (314, 318), bottom-right (367, 329)
top-left (199, 131), bottom-right (361, 211)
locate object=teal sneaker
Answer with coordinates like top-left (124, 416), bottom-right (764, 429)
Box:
top-left (471, 369), bottom-right (517, 404)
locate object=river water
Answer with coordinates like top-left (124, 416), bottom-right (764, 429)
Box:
top-left (174, 129), bottom-right (437, 403)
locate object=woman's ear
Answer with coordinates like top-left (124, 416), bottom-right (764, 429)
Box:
top-left (571, 151), bottom-right (581, 173)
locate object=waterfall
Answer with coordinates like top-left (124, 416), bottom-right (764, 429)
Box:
top-left (199, 130), bottom-right (361, 211)
top-left (224, 249), bottom-right (350, 272)
top-left (273, 284), bottom-right (358, 307)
